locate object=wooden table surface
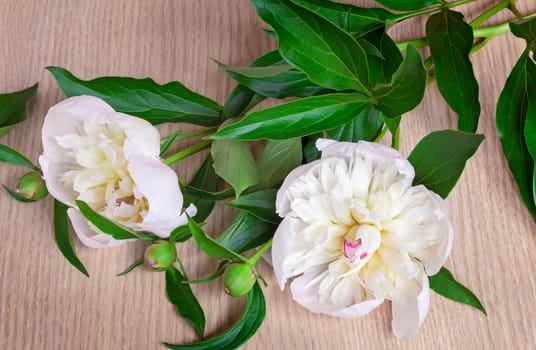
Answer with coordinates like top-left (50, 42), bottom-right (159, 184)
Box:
top-left (1, 1), bottom-right (536, 349)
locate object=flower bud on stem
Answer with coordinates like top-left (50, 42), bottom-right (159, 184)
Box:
top-left (222, 239), bottom-right (273, 297)
top-left (17, 171), bottom-right (48, 200)
top-left (144, 240), bottom-right (176, 271)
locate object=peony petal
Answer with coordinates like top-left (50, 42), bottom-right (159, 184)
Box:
top-left (290, 266), bottom-right (384, 317)
top-left (316, 138), bottom-right (414, 184)
top-left (39, 155), bottom-right (77, 206)
top-left (41, 96), bottom-right (114, 164)
top-left (378, 245), bottom-right (421, 280)
top-left (391, 272), bottom-right (430, 340)
top-left (67, 208), bottom-right (127, 248)
top-left (276, 159), bottom-right (324, 216)
top-left (272, 216), bottom-right (307, 289)
top-left (113, 112), bottom-right (160, 158)
top-left (184, 203), bottom-right (197, 217)
top-left (419, 191), bottom-right (453, 275)
top-left (127, 154), bottom-right (187, 237)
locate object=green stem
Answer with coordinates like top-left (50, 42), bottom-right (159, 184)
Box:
top-left (162, 127), bottom-right (217, 144)
top-left (397, 38), bottom-right (428, 52)
top-left (247, 239), bottom-right (273, 265)
top-left (509, 0), bottom-right (524, 20)
top-left (470, 1), bottom-right (509, 28)
top-left (395, 0), bottom-right (477, 22)
top-left (473, 22), bottom-right (510, 38)
top-left (373, 126), bottom-right (389, 143)
top-left (164, 140), bottom-right (212, 165)
top-left (424, 56), bottom-right (433, 70)
top-left (398, 10), bottom-right (536, 52)
top-left (470, 37), bottom-right (492, 54)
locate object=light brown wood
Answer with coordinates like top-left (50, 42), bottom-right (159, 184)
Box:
top-left (1, 1), bottom-right (536, 349)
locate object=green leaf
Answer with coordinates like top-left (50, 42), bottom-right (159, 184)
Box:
top-left (361, 28), bottom-right (403, 87)
top-left (256, 138), bottom-right (303, 189)
top-left (496, 50), bottom-right (536, 220)
top-left (183, 264), bottom-right (227, 285)
top-left (291, 0), bottom-right (400, 38)
top-left (183, 155), bottom-right (219, 223)
top-left (219, 61), bottom-right (331, 99)
top-left (384, 114), bottom-right (401, 139)
top-left (2, 184), bottom-right (38, 203)
top-left (160, 130), bottom-right (182, 157)
top-left (216, 211), bottom-right (276, 254)
top-left (408, 130), bottom-right (484, 198)
top-left (166, 266), bottom-right (206, 337)
top-left (53, 200), bottom-right (89, 277)
top-left (374, 45), bottom-right (427, 118)
top-left (326, 105), bottom-right (383, 142)
top-left (373, 0), bottom-right (442, 11)
top-left (47, 66), bottom-right (223, 127)
top-left (221, 50), bottom-right (328, 111)
top-left (0, 144), bottom-right (39, 170)
top-left (183, 186), bottom-right (235, 202)
top-left (117, 258), bottom-right (145, 276)
top-left (524, 96), bottom-right (536, 206)
top-left (429, 267), bottom-right (486, 315)
top-left (75, 200), bottom-right (157, 241)
top-left (358, 39), bottom-right (384, 59)
top-left (169, 225), bottom-right (192, 243)
top-left (187, 216), bottom-right (247, 262)
top-left (426, 10), bottom-right (480, 132)
top-left (215, 61), bottom-right (293, 78)
top-left (223, 85), bottom-right (266, 118)
top-left (227, 190), bottom-right (280, 224)
top-left (251, 0), bottom-right (370, 93)
top-left (164, 283), bottom-right (266, 350)
top-left (222, 51), bottom-right (289, 118)
top-left (510, 18), bottom-right (536, 46)
top-left (211, 140), bottom-right (259, 197)
top-left (212, 93), bottom-right (372, 141)
top-left (0, 83), bottom-right (38, 137)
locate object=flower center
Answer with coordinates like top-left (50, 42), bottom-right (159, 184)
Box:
top-left (342, 224), bottom-right (381, 266)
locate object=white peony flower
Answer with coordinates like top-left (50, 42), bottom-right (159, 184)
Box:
top-left (272, 138), bottom-right (453, 339)
top-left (39, 96), bottom-right (195, 248)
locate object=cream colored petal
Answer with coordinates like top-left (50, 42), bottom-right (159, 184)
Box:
top-left (391, 273), bottom-right (430, 340)
top-left (360, 254), bottom-right (397, 299)
top-left (276, 159), bottom-right (324, 216)
top-left (290, 266), bottom-right (384, 317)
top-left (418, 190), bottom-right (453, 275)
top-left (41, 96), bottom-right (114, 163)
top-left (113, 112), bottom-right (160, 158)
top-left (39, 155), bottom-right (76, 206)
top-left (127, 154), bottom-right (187, 237)
top-left (378, 245), bottom-right (421, 280)
top-left (291, 195), bottom-right (337, 224)
top-left (67, 208), bottom-right (126, 248)
top-left (271, 216), bottom-right (309, 289)
top-left (316, 138), bottom-right (414, 183)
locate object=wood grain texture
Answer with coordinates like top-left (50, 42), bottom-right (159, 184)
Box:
top-left (1, 0), bottom-right (535, 349)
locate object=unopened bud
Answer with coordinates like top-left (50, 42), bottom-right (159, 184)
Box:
top-left (144, 241), bottom-right (176, 271)
top-left (17, 171), bottom-right (48, 200)
top-left (223, 263), bottom-right (256, 297)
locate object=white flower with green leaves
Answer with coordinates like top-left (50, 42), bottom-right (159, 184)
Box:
top-left (272, 139), bottom-right (453, 339)
top-left (39, 96), bottom-right (194, 248)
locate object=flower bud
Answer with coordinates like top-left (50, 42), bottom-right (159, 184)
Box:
top-left (17, 171), bottom-right (48, 200)
top-left (223, 263), bottom-right (256, 297)
top-left (144, 241), bottom-right (176, 271)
